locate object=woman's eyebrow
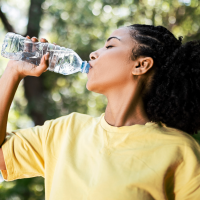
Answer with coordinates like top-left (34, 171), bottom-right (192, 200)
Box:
top-left (106, 36), bottom-right (121, 42)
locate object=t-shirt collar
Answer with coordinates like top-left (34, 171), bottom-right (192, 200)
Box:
top-left (100, 113), bottom-right (160, 133)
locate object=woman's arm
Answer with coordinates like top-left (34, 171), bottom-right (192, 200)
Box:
top-left (0, 148), bottom-right (6, 170)
top-left (0, 66), bottom-right (23, 146)
top-left (0, 37), bottom-right (49, 152)
top-left (0, 66), bottom-right (25, 170)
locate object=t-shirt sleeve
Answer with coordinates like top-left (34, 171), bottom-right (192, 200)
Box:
top-left (175, 140), bottom-right (200, 200)
top-left (0, 119), bottom-right (53, 181)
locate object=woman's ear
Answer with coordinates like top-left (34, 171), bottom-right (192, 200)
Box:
top-left (132, 57), bottom-right (154, 75)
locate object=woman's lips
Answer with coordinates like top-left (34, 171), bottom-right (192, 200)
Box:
top-left (89, 61), bottom-right (93, 70)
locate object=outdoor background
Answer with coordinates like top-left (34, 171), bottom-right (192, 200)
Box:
top-left (0, 0), bottom-right (200, 199)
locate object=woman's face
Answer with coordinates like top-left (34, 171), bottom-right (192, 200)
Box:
top-left (86, 27), bottom-right (136, 95)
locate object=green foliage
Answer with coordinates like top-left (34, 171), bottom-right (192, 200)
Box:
top-left (1, 0), bottom-right (200, 199)
top-left (0, 177), bottom-right (45, 200)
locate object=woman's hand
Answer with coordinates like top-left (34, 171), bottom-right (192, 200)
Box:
top-left (6, 36), bottom-right (50, 79)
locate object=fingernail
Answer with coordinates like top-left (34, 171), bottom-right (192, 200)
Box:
top-left (45, 52), bottom-right (49, 60)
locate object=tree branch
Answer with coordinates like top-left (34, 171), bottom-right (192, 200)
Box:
top-left (0, 8), bottom-right (15, 32)
top-left (0, 1), bottom-right (46, 126)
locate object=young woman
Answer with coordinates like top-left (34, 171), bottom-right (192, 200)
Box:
top-left (0, 24), bottom-right (200, 200)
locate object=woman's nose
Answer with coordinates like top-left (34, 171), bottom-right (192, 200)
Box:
top-left (89, 51), bottom-right (98, 60)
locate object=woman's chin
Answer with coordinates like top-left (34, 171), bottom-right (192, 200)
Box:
top-left (86, 81), bottom-right (94, 91)
top-left (86, 81), bottom-right (103, 94)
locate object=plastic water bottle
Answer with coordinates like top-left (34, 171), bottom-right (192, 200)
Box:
top-left (1, 32), bottom-right (90, 75)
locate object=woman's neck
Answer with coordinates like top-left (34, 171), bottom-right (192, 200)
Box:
top-left (104, 81), bottom-right (150, 127)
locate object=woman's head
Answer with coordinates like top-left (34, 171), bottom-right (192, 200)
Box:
top-left (87, 24), bottom-right (200, 135)
top-left (87, 27), bottom-right (154, 95)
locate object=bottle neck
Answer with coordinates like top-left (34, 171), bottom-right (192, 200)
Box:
top-left (81, 61), bottom-right (90, 73)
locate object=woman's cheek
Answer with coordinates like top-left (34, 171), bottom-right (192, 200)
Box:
top-left (86, 57), bottom-right (129, 93)
top-left (86, 67), bottom-right (110, 93)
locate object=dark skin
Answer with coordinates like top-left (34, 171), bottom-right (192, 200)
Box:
top-left (0, 36), bottom-right (49, 170)
top-left (87, 27), bottom-right (154, 127)
top-left (0, 27), bottom-right (154, 170)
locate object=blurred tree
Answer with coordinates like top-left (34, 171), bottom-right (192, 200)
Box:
top-left (24, 0), bottom-right (46, 125)
top-left (0, 0), bottom-right (200, 199)
top-left (0, 7), bottom-right (14, 32)
top-left (0, 0), bottom-right (46, 126)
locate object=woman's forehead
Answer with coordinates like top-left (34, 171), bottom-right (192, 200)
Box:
top-left (110, 27), bottom-right (131, 40)
top-left (108, 27), bottom-right (133, 43)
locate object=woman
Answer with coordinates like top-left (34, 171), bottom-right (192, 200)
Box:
top-left (0, 24), bottom-right (200, 200)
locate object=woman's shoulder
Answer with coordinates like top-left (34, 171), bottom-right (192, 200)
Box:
top-left (152, 122), bottom-right (200, 152)
top-left (61, 112), bottom-right (102, 122)
top-left (46, 112), bottom-right (103, 128)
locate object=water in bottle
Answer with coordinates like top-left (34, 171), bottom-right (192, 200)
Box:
top-left (1, 32), bottom-right (90, 75)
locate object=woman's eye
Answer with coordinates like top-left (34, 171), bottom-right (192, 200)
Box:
top-left (106, 45), bottom-right (113, 49)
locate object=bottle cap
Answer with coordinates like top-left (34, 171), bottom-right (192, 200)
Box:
top-left (81, 61), bottom-right (90, 73)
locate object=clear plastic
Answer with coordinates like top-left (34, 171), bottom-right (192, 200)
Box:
top-left (1, 32), bottom-right (90, 75)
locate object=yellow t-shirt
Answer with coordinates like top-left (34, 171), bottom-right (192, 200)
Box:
top-left (1, 112), bottom-right (200, 200)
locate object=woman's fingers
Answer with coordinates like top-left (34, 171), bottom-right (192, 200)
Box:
top-left (24, 36), bottom-right (50, 70)
top-left (30, 53), bottom-right (49, 76)
top-left (26, 36), bottom-right (48, 43)
top-left (24, 35), bottom-right (31, 52)
top-left (39, 53), bottom-right (50, 73)
top-left (45, 52), bottom-right (50, 62)
top-left (40, 38), bottom-right (48, 43)
top-left (24, 35), bottom-right (38, 52)
top-left (30, 37), bottom-right (38, 53)
top-left (31, 37), bottom-right (38, 42)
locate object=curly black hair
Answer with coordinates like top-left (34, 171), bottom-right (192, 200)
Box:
top-left (127, 24), bottom-right (200, 135)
